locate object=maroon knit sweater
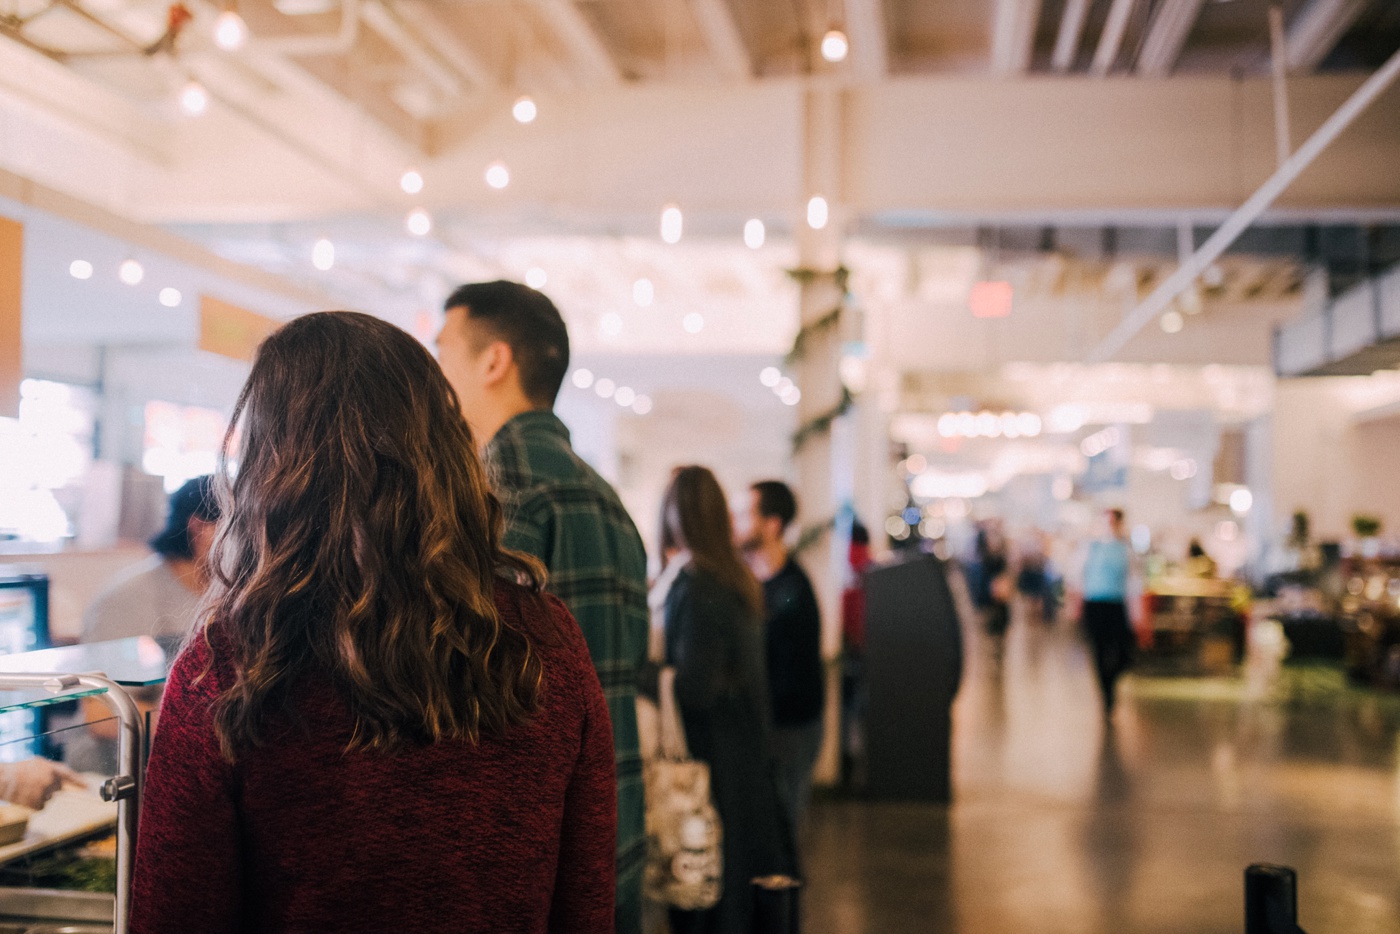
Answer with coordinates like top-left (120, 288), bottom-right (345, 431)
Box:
top-left (130, 583), bottom-right (616, 934)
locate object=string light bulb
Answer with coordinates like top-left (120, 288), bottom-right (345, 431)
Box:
top-left (405, 208), bottom-right (432, 237)
top-left (118, 259), bottom-right (144, 286)
top-left (69, 260), bottom-right (93, 280)
top-left (179, 80), bottom-right (209, 116)
top-left (744, 218), bottom-right (765, 249)
top-left (312, 238), bottom-right (335, 271)
top-left (806, 196), bottom-right (829, 230)
top-left (660, 204), bottom-right (683, 244)
top-left (484, 162), bottom-right (510, 189)
top-left (214, 9), bottom-right (248, 51)
top-left (512, 96), bottom-right (537, 124)
top-left (820, 29), bottom-right (849, 63)
top-left (159, 287), bottom-right (183, 308)
top-left (400, 169), bottom-right (424, 195)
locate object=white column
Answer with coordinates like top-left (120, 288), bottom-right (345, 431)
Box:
top-left (793, 87), bottom-right (851, 785)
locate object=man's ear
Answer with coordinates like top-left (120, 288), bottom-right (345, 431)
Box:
top-left (479, 340), bottom-right (515, 388)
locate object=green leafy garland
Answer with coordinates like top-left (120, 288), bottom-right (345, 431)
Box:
top-left (791, 385), bottom-right (855, 453)
top-left (793, 514), bottom-right (838, 558)
top-left (785, 264), bottom-right (858, 455)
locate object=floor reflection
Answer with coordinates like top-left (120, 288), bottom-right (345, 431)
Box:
top-left (804, 605), bottom-right (1400, 934)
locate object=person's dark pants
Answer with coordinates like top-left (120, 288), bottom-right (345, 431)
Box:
top-left (1083, 600), bottom-right (1134, 713)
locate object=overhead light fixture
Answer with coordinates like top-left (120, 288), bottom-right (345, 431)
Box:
top-left (512, 96), bottom-right (537, 124)
top-left (405, 208), bottom-right (432, 237)
top-left (806, 196), bottom-right (829, 230)
top-left (660, 204), bottom-right (683, 244)
top-left (159, 287), bottom-right (183, 308)
top-left (820, 28), bottom-right (849, 63)
top-left (632, 278), bottom-right (654, 307)
top-left (213, 8), bottom-right (248, 51)
top-left (312, 238), bottom-right (335, 271)
top-left (118, 259), bottom-right (144, 286)
top-left (178, 80), bottom-right (209, 116)
top-left (68, 260), bottom-right (93, 280)
top-left (399, 169), bottom-right (424, 195)
top-left (744, 218), bottom-right (765, 249)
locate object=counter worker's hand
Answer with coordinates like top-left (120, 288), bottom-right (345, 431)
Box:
top-left (0, 759), bottom-right (87, 810)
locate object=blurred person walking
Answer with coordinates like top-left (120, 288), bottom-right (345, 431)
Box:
top-left (1082, 508), bottom-right (1135, 716)
top-left (131, 312), bottom-right (617, 933)
top-left (652, 466), bottom-right (796, 934)
top-left (741, 480), bottom-right (824, 830)
top-left (437, 281), bottom-right (649, 934)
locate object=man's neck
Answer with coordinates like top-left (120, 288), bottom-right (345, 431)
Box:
top-left (751, 540), bottom-right (789, 582)
top-left (477, 400), bottom-right (545, 453)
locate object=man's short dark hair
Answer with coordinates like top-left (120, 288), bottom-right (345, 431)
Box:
top-left (444, 280), bottom-right (570, 407)
top-left (752, 480), bottom-right (798, 532)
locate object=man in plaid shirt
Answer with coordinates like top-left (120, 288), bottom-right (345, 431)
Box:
top-left (438, 280), bottom-right (649, 934)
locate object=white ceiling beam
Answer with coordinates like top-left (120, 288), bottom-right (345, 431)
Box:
top-left (1090, 0), bottom-right (1137, 77)
top-left (1051, 0), bottom-right (1090, 72)
top-left (1286, 0), bottom-right (1369, 74)
top-left (990, 0), bottom-right (1043, 76)
top-left (1136, 0), bottom-right (1206, 77)
top-left (844, 0), bottom-right (889, 81)
top-left (393, 0), bottom-right (498, 91)
top-left (527, 0), bottom-right (622, 86)
top-left (360, 0), bottom-right (462, 96)
top-left (687, 0), bottom-right (749, 81)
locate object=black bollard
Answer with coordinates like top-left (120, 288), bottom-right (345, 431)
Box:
top-left (752, 875), bottom-right (802, 934)
top-left (1245, 864), bottom-right (1306, 934)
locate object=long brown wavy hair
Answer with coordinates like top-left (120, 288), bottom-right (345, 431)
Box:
top-left (203, 311), bottom-right (545, 761)
top-left (661, 466), bottom-right (764, 617)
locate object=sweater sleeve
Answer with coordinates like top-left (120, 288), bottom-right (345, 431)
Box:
top-left (548, 607), bottom-right (617, 934)
top-left (130, 636), bottom-right (242, 934)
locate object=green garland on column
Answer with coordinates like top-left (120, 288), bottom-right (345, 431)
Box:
top-left (791, 384), bottom-right (855, 454)
top-left (785, 264), bottom-right (857, 455)
top-left (792, 515), bottom-right (838, 558)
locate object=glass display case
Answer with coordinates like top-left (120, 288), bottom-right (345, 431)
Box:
top-left (0, 637), bottom-right (175, 934)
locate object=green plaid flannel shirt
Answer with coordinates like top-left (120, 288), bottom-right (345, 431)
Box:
top-left (485, 411), bottom-right (648, 928)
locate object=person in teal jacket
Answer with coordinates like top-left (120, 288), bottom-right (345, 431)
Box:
top-left (1082, 508), bottom-right (1135, 715)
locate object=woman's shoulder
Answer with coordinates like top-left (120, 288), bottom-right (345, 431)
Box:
top-left (492, 578), bottom-right (593, 673)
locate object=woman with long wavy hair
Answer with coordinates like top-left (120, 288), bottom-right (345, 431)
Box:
top-left (130, 312), bottom-right (616, 934)
top-left (657, 466), bottom-right (795, 934)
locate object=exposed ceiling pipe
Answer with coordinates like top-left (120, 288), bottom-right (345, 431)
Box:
top-left (359, 0), bottom-right (462, 96)
top-left (254, 0), bottom-right (360, 56)
top-left (990, 0), bottom-right (1043, 76)
top-left (688, 0), bottom-right (750, 82)
top-left (393, 1), bottom-right (497, 91)
top-left (1051, 0), bottom-right (1090, 72)
top-left (1087, 41), bottom-right (1400, 362)
top-left (1090, 0), bottom-right (1137, 76)
top-left (1136, 0), bottom-right (1207, 77)
top-left (844, 0), bottom-right (889, 81)
top-left (1286, 0), bottom-right (1369, 73)
top-left (526, 0), bottom-right (622, 86)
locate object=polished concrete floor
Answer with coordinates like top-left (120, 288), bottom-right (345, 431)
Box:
top-left (802, 616), bottom-right (1400, 934)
